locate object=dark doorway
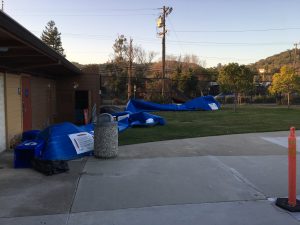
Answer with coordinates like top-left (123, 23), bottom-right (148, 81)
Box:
top-left (75, 90), bottom-right (89, 124)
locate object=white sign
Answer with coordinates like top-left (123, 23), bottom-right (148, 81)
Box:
top-left (146, 118), bottom-right (154, 124)
top-left (24, 142), bottom-right (37, 146)
top-left (68, 132), bottom-right (94, 154)
top-left (209, 103), bottom-right (219, 110)
top-left (117, 114), bottom-right (130, 121)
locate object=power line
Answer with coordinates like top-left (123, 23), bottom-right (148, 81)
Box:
top-left (167, 40), bottom-right (292, 46)
top-left (199, 56), bottom-right (256, 61)
top-left (11, 13), bottom-right (157, 17)
top-left (29, 28), bottom-right (300, 46)
top-left (12, 8), bottom-right (159, 12)
top-left (30, 29), bottom-right (295, 47)
top-left (168, 17), bottom-right (184, 52)
top-left (172, 27), bottom-right (300, 33)
top-left (83, 8), bottom-right (158, 11)
top-left (65, 49), bottom-right (256, 61)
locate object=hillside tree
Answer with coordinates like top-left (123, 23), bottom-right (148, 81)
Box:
top-left (178, 68), bottom-right (198, 97)
top-left (218, 63), bottom-right (254, 111)
top-left (41, 20), bottom-right (65, 56)
top-left (269, 65), bottom-right (300, 108)
top-left (112, 35), bottom-right (129, 64)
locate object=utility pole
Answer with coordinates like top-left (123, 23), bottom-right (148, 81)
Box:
top-left (293, 42), bottom-right (299, 71)
top-left (98, 65), bottom-right (102, 111)
top-left (157, 6), bottom-right (172, 98)
top-left (161, 6), bottom-right (166, 98)
top-left (127, 38), bottom-right (133, 100)
top-left (1, 0), bottom-right (4, 11)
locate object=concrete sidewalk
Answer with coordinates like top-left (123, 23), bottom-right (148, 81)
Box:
top-left (1, 131), bottom-right (300, 225)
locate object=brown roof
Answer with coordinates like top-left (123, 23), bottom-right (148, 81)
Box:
top-left (0, 11), bottom-right (81, 77)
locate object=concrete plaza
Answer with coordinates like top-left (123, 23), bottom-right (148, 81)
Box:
top-left (1, 131), bottom-right (300, 225)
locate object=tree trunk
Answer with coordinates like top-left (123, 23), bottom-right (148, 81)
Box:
top-left (288, 92), bottom-right (290, 109)
top-left (233, 93), bottom-right (237, 112)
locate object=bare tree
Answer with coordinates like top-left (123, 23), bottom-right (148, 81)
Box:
top-left (135, 47), bottom-right (157, 64)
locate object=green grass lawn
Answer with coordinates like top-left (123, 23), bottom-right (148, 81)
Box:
top-left (119, 105), bottom-right (300, 145)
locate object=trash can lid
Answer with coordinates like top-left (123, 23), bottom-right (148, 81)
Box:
top-left (97, 113), bottom-right (114, 124)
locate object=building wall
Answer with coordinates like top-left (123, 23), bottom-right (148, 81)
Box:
top-left (30, 76), bottom-right (56, 130)
top-left (5, 73), bottom-right (22, 148)
top-left (0, 73), bottom-right (6, 152)
top-left (56, 73), bottom-right (100, 123)
top-left (4, 73), bottom-right (57, 149)
top-left (3, 72), bottom-right (100, 147)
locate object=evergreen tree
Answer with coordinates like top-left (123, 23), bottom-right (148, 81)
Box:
top-left (41, 20), bottom-right (65, 56)
top-left (112, 35), bottom-right (128, 63)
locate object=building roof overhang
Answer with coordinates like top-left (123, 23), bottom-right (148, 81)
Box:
top-left (0, 11), bottom-right (81, 77)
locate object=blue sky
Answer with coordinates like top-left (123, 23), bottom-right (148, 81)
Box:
top-left (4, 0), bottom-right (300, 67)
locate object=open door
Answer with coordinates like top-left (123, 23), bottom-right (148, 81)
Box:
top-left (75, 90), bottom-right (89, 125)
top-left (22, 77), bottom-right (32, 131)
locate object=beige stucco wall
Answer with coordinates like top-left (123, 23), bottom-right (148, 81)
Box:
top-left (5, 73), bottom-right (22, 148)
top-left (0, 73), bottom-right (6, 152)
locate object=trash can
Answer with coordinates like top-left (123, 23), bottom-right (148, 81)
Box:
top-left (94, 113), bottom-right (118, 158)
top-left (22, 130), bottom-right (41, 141)
top-left (14, 139), bottom-right (45, 168)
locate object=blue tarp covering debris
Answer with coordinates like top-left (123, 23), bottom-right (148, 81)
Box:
top-left (118, 95), bottom-right (219, 132)
top-left (15, 96), bottom-right (220, 162)
top-left (126, 95), bottom-right (220, 113)
top-left (16, 113), bottom-right (165, 161)
top-left (14, 122), bottom-right (95, 164)
top-left (116, 111), bottom-right (166, 132)
top-left (37, 122), bottom-right (94, 160)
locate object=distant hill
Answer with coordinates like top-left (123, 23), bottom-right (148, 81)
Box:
top-left (72, 49), bottom-right (300, 78)
top-left (71, 62), bottom-right (85, 69)
top-left (71, 62), bottom-right (101, 73)
top-left (250, 49), bottom-right (300, 74)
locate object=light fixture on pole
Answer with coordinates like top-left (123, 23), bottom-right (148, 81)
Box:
top-left (157, 6), bottom-right (173, 98)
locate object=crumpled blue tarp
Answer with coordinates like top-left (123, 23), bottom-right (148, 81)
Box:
top-left (20, 111), bottom-right (166, 160)
top-left (36, 122), bottom-right (94, 160)
top-left (17, 96), bottom-right (220, 161)
top-left (126, 95), bottom-right (220, 113)
top-left (18, 113), bottom-right (165, 161)
top-left (115, 95), bottom-right (219, 133)
top-left (115, 111), bottom-right (165, 132)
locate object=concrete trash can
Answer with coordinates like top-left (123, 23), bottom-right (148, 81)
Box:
top-left (94, 113), bottom-right (118, 159)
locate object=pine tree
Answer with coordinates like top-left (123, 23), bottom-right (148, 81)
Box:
top-left (41, 20), bottom-right (65, 57)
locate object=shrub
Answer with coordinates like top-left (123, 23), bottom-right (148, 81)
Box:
top-left (252, 95), bottom-right (276, 104)
top-left (239, 96), bottom-right (251, 104)
top-left (145, 93), bottom-right (166, 103)
top-left (265, 96), bottom-right (276, 103)
top-left (112, 98), bottom-right (127, 105)
top-left (225, 96), bottom-right (235, 104)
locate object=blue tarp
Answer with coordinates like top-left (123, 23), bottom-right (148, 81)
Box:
top-left (18, 112), bottom-right (165, 161)
top-left (36, 122), bottom-right (94, 161)
top-left (16, 96), bottom-right (220, 161)
top-left (129, 112), bottom-right (166, 127)
top-left (126, 95), bottom-right (220, 113)
top-left (114, 111), bottom-right (166, 132)
top-left (115, 95), bottom-right (219, 133)
top-left (17, 113), bottom-right (165, 161)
